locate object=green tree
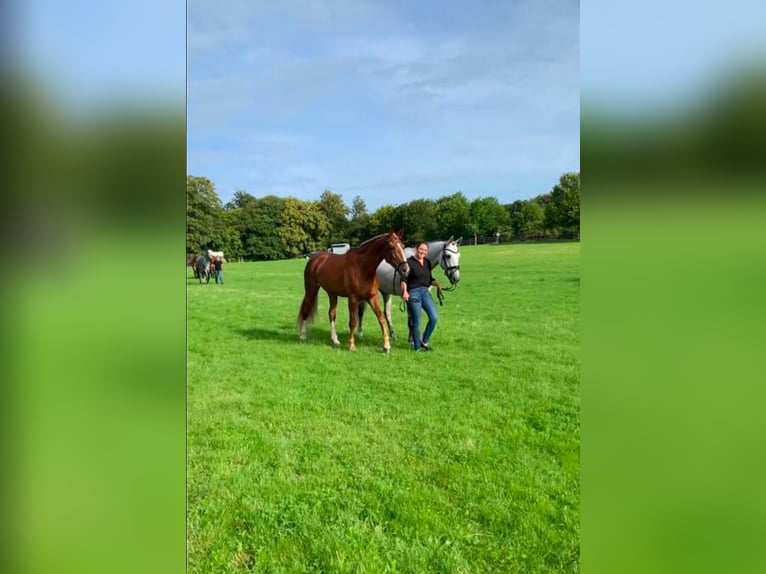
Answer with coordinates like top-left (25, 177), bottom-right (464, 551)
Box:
top-left (435, 192), bottom-right (470, 239)
top-left (369, 204), bottom-right (397, 236)
top-left (220, 208), bottom-right (244, 260)
top-left (186, 175), bottom-right (223, 255)
top-left (508, 199), bottom-right (545, 238)
top-left (550, 172), bottom-right (580, 233)
top-left (400, 199), bottom-right (438, 243)
top-left (226, 189), bottom-right (257, 210)
top-left (236, 194), bottom-right (285, 260)
top-left (348, 195), bottom-right (371, 245)
top-left (277, 198), bottom-right (329, 256)
top-left (317, 190), bottom-right (349, 244)
top-left (469, 196), bottom-right (511, 237)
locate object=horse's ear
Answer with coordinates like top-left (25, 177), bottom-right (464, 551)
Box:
top-left (397, 228), bottom-right (404, 239)
top-left (456, 237), bottom-right (463, 245)
top-left (447, 235), bottom-right (454, 243)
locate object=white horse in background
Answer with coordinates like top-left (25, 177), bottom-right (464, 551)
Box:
top-left (206, 249), bottom-right (225, 262)
top-left (357, 237), bottom-right (462, 341)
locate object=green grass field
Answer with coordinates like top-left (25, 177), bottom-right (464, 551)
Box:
top-left (187, 242), bottom-right (580, 573)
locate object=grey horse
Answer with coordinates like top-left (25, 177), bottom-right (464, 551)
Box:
top-left (194, 255), bottom-right (211, 284)
top-left (357, 237), bottom-right (462, 341)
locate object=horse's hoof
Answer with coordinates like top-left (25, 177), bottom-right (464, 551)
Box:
top-left (382, 347), bottom-right (390, 354)
top-left (349, 346), bottom-right (357, 352)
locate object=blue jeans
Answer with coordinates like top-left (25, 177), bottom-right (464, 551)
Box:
top-left (214, 270), bottom-right (223, 284)
top-left (407, 287), bottom-right (438, 350)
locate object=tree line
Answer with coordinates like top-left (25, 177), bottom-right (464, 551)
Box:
top-left (187, 172), bottom-right (580, 261)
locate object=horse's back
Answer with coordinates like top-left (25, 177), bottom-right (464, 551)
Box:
top-left (305, 251), bottom-right (380, 298)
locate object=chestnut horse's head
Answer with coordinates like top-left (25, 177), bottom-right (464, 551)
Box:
top-left (384, 230), bottom-right (409, 279)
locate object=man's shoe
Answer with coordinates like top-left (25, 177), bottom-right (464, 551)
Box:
top-left (421, 342), bottom-right (432, 351)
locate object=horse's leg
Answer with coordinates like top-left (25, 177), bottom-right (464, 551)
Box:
top-left (328, 294), bottom-right (340, 346)
top-left (356, 301), bottom-right (365, 338)
top-left (297, 282), bottom-right (320, 341)
top-left (347, 297), bottom-right (358, 351)
top-left (382, 292), bottom-right (396, 341)
top-left (366, 295), bottom-right (391, 353)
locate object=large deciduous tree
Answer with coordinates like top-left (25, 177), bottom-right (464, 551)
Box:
top-left (435, 192), bottom-right (470, 240)
top-left (399, 199), bottom-right (438, 243)
top-left (550, 172), bottom-right (580, 233)
top-left (469, 196), bottom-right (510, 237)
top-left (348, 195), bottom-right (371, 245)
top-left (507, 199), bottom-right (545, 238)
top-left (317, 190), bottom-right (349, 244)
top-left (186, 175), bottom-right (223, 255)
top-left (277, 198), bottom-right (329, 256)
top-left (369, 204), bottom-right (397, 237)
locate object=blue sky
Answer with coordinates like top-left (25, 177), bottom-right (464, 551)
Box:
top-left (16, 0), bottom-right (186, 108)
top-left (582, 1), bottom-right (766, 113)
top-left (187, 0), bottom-right (580, 211)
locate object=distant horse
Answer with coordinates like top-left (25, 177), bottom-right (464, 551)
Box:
top-left (297, 231), bottom-right (410, 353)
top-left (206, 249), bottom-right (225, 262)
top-left (194, 255), bottom-right (211, 284)
top-left (357, 237), bottom-right (463, 341)
top-left (187, 255), bottom-right (200, 279)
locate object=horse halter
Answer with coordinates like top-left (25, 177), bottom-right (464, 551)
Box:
top-left (387, 237), bottom-right (409, 279)
top-left (440, 246), bottom-right (460, 288)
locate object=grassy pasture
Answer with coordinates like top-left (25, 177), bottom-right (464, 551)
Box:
top-left (187, 242), bottom-right (580, 573)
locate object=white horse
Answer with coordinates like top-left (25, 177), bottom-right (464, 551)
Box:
top-left (357, 237), bottom-right (462, 341)
top-left (206, 249), bottom-right (225, 262)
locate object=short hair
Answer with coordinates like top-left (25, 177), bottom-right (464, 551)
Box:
top-left (416, 241), bottom-right (429, 249)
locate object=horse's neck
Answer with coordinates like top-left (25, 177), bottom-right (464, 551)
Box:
top-left (427, 241), bottom-right (445, 267)
top-left (356, 237), bottom-right (388, 269)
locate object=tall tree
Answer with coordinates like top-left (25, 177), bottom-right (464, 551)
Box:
top-left (237, 195), bottom-right (285, 260)
top-left (348, 195), bottom-right (371, 245)
top-left (507, 199), bottom-right (544, 238)
top-left (277, 198), bottom-right (329, 256)
top-left (186, 175), bottom-right (223, 255)
top-left (220, 208), bottom-right (244, 260)
top-left (435, 192), bottom-right (470, 239)
top-left (369, 204), bottom-right (397, 236)
top-left (317, 190), bottom-right (349, 244)
top-left (226, 189), bottom-right (257, 210)
top-left (550, 172), bottom-right (580, 233)
top-left (469, 196), bottom-right (510, 237)
top-left (399, 199), bottom-right (438, 243)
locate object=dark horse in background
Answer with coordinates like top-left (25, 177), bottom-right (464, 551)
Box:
top-left (297, 231), bottom-right (410, 353)
top-left (187, 254), bottom-right (199, 279)
top-left (194, 255), bottom-right (211, 284)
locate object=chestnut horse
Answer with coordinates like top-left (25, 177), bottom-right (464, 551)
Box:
top-left (297, 231), bottom-right (410, 353)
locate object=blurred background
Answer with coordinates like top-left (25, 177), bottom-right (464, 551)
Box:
top-left (582, 2), bottom-right (766, 573)
top-left (4, 0), bottom-right (766, 572)
top-left (2, 1), bottom-right (185, 573)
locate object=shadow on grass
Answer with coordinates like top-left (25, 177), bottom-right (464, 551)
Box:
top-left (235, 326), bottom-right (387, 350)
top-left (236, 326), bottom-right (340, 346)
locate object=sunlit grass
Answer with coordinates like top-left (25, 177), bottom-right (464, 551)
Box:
top-left (188, 242), bottom-right (580, 573)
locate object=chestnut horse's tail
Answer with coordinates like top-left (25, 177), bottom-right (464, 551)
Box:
top-left (297, 260), bottom-right (320, 336)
